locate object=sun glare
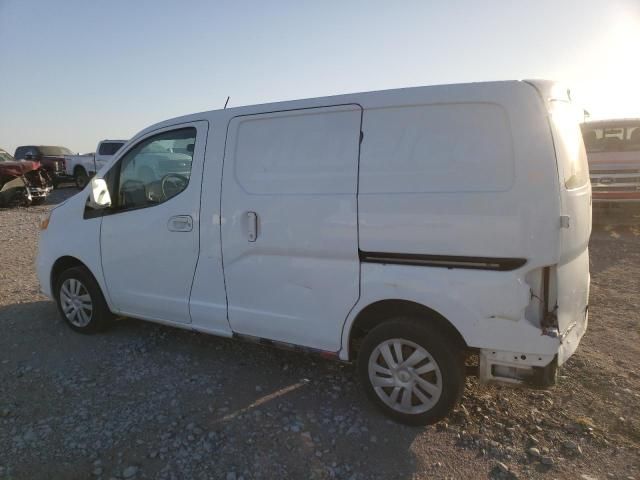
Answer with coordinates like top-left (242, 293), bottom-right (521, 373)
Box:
top-left (572, 13), bottom-right (640, 119)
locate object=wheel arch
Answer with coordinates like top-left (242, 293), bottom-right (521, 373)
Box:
top-left (50, 255), bottom-right (93, 294)
top-left (345, 299), bottom-right (468, 361)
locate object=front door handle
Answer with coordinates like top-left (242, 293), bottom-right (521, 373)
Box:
top-left (247, 211), bottom-right (257, 242)
top-left (168, 215), bottom-right (193, 232)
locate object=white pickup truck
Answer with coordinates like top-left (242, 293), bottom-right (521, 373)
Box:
top-left (65, 140), bottom-right (126, 189)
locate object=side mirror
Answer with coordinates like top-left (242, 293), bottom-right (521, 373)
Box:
top-left (88, 177), bottom-right (112, 209)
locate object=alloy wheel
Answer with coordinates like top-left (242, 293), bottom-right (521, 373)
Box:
top-left (368, 338), bottom-right (443, 414)
top-left (60, 278), bottom-right (93, 327)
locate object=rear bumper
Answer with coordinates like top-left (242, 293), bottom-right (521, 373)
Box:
top-left (479, 306), bottom-right (588, 388)
top-left (557, 307), bottom-right (588, 365)
top-left (479, 349), bottom-right (558, 387)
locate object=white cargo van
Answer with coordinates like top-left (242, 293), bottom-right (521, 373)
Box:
top-left (37, 80), bottom-right (591, 424)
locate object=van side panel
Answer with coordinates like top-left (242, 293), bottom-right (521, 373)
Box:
top-left (342, 83), bottom-right (565, 359)
top-left (360, 103), bottom-right (514, 193)
top-left (342, 262), bottom-right (562, 357)
top-left (358, 83), bottom-right (560, 264)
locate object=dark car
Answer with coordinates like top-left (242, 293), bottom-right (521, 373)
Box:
top-left (581, 120), bottom-right (640, 205)
top-left (14, 145), bottom-right (73, 187)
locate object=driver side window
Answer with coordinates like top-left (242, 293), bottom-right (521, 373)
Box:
top-left (113, 127), bottom-right (196, 211)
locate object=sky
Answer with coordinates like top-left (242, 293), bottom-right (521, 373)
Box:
top-left (1, 0), bottom-right (639, 154)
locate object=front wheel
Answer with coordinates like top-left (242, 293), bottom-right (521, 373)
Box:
top-left (74, 167), bottom-right (89, 189)
top-left (54, 266), bottom-right (113, 333)
top-left (358, 318), bottom-right (465, 425)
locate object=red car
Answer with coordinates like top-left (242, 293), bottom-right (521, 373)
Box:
top-left (582, 119), bottom-right (640, 204)
top-left (14, 145), bottom-right (73, 187)
top-left (0, 148), bottom-right (53, 205)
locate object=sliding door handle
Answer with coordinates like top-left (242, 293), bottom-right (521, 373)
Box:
top-left (247, 211), bottom-right (257, 242)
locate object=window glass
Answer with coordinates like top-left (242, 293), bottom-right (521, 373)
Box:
top-left (98, 142), bottom-right (125, 156)
top-left (14, 147), bottom-right (35, 159)
top-left (581, 123), bottom-right (640, 153)
top-left (114, 128), bottom-right (195, 211)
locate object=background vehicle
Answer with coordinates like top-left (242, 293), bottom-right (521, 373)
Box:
top-left (14, 145), bottom-right (73, 187)
top-left (37, 80), bottom-right (591, 425)
top-left (0, 174), bottom-right (32, 207)
top-left (0, 148), bottom-right (14, 163)
top-left (65, 140), bottom-right (126, 189)
top-left (581, 119), bottom-right (640, 205)
top-left (0, 148), bottom-right (53, 205)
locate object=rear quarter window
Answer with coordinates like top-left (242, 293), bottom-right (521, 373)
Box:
top-left (359, 103), bottom-right (515, 193)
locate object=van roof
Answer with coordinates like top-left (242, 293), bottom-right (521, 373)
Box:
top-left (135, 79), bottom-right (559, 141)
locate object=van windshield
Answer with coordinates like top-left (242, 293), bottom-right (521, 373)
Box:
top-left (581, 123), bottom-right (640, 153)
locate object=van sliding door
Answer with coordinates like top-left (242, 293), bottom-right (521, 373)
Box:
top-left (220, 105), bottom-right (362, 352)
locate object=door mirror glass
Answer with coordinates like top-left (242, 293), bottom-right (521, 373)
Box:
top-left (88, 177), bottom-right (112, 208)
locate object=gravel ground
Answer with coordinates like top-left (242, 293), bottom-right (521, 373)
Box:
top-left (1, 187), bottom-right (639, 480)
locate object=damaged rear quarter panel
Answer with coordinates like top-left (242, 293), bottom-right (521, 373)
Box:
top-left (341, 262), bottom-right (561, 360)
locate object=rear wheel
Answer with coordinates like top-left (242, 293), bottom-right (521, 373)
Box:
top-left (54, 266), bottom-right (113, 333)
top-left (74, 167), bottom-right (89, 189)
top-left (357, 318), bottom-right (465, 425)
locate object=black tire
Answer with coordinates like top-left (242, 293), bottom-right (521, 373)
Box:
top-left (357, 318), bottom-right (465, 425)
top-left (54, 266), bottom-right (113, 334)
top-left (74, 167), bottom-right (89, 189)
top-left (31, 197), bottom-right (46, 206)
